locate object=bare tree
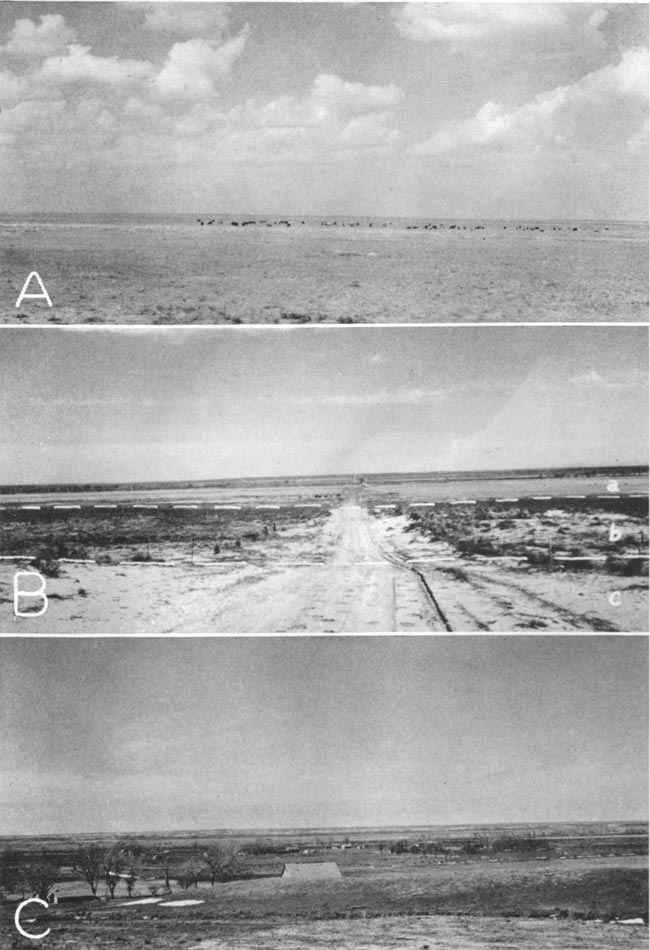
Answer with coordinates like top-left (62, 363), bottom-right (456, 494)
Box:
top-left (102, 846), bottom-right (125, 899)
top-left (20, 853), bottom-right (60, 901)
top-left (150, 849), bottom-right (173, 891)
top-left (0, 846), bottom-right (22, 897)
top-left (175, 861), bottom-right (202, 890)
top-left (114, 841), bottom-right (142, 898)
top-left (73, 844), bottom-right (104, 896)
top-left (124, 865), bottom-right (139, 898)
top-left (201, 843), bottom-right (240, 886)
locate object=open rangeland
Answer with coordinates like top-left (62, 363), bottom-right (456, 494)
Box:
top-left (2, 825), bottom-right (647, 949)
top-left (3, 217), bottom-right (647, 325)
top-left (1, 471), bottom-right (647, 632)
top-left (4, 909), bottom-right (648, 950)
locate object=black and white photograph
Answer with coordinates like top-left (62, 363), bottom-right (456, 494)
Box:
top-left (0, 635), bottom-right (647, 947)
top-left (1, 324), bottom-right (647, 633)
top-left (0, 1), bottom-right (648, 946)
top-left (0, 1), bottom-right (648, 323)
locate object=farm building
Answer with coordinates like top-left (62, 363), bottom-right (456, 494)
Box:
top-left (281, 862), bottom-right (342, 880)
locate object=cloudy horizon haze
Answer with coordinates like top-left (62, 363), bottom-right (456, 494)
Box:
top-left (1, 636), bottom-right (647, 835)
top-left (0, 326), bottom-right (648, 485)
top-left (0, 2), bottom-right (647, 220)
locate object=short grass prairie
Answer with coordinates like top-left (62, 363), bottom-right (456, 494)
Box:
top-left (2, 824), bottom-right (647, 949)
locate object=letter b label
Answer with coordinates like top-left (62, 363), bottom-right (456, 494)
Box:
top-left (13, 571), bottom-right (48, 617)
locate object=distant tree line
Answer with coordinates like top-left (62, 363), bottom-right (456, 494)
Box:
top-left (387, 834), bottom-right (552, 857)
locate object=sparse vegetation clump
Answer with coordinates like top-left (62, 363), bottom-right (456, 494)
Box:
top-left (0, 503), bottom-right (332, 564)
top-left (402, 496), bottom-right (648, 572)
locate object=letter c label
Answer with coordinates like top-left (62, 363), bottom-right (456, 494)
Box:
top-left (15, 897), bottom-right (50, 940)
top-left (608, 591), bottom-right (622, 607)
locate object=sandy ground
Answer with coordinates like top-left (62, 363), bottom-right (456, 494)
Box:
top-left (375, 517), bottom-right (648, 632)
top-left (2, 504), bottom-right (646, 633)
top-left (1, 506), bottom-right (444, 633)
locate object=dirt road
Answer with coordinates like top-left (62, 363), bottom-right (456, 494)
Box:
top-left (3, 504), bottom-right (646, 633)
top-left (201, 505), bottom-right (447, 633)
top-left (375, 513), bottom-right (648, 632)
top-left (1, 505), bottom-right (446, 633)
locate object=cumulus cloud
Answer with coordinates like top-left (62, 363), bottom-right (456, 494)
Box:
top-left (393, 3), bottom-right (607, 52)
top-left (409, 47), bottom-right (649, 156)
top-left (215, 73), bottom-right (403, 157)
top-left (1, 13), bottom-right (77, 57)
top-left (1, 7), bottom-right (644, 218)
top-left (295, 388), bottom-right (450, 406)
top-left (153, 27), bottom-right (250, 99)
top-left (311, 73), bottom-right (403, 116)
top-left (143, 4), bottom-right (229, 39)
top-left (569, 368), bottom-right (648, 391)
top-left (338, 113), bottom-right (401, 150)
top-left (395, 3), bottom-right (564, 43)
top-left (0, 69), bottom-right (31, 107)
top-left (40, 44), bottom-right (155, 86)
top-left (1, 11), bottom-right (246, 103)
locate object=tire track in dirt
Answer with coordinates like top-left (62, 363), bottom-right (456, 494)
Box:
top-left (368, 512), bottom-right (643, 631)
top-left (205, 505), bottom-right (447, 633)
top-left (418, 564), bottom-right (621, 632)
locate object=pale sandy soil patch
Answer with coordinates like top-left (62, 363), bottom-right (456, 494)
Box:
top-left (0, 507), bottom-right (444, 632)
top-left (2, 505), bottom-right (646, 633)
top-left (119, 898), bottom-right (163, 906)
top-left (374, 516), bottom-right (648, 632)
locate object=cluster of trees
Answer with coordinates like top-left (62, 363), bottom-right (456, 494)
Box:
top-left (74, 842), bottom-right (143, 899)
top-left (0, 841), bottom-right (240, 902)
top-left (1, 847), bottom-right (63, 900)
top-left (165, 845), bottom-right (240, 891)
top-left (387, 834), bottom-right (551, 857)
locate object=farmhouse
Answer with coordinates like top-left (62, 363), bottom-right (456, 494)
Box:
top-left (281, 862), bottom-right (342, 880)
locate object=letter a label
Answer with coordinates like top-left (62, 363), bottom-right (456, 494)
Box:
top-left (15, 271), bottom-right (53, 308)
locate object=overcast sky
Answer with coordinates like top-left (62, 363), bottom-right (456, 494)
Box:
top-left (1, 326), bottom-right (647, 484)
top-left (0, 636), bottom-right (646, 834)
top-left (0, 2), bottom-right (647, 218)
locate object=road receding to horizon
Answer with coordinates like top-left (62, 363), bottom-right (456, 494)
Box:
top-left (2, 503), bottom-right (646, 633)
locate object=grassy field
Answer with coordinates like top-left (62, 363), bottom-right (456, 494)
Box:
top-left (3, 216), bottom-right (647, 324)
top-left (2, 826), bottom-right (647, 946)
top-left (2, 862), bottom-right (647, 948)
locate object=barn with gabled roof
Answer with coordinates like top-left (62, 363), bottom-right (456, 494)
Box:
top-left (281, 861), bottom-right (342, 880)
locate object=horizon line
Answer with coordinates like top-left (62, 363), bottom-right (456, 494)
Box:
top-left (1, 463), bottom-right (648, 492)
top-left (3, 817), bottom-right (648, 841)
top-left (1, 210), bottom-right (648, 226)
